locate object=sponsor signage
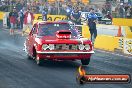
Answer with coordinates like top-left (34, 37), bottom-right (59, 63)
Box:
top-left (124, 38), bottom-right (132, 55)
top-left (76, 66), bottom-right (131, 84)
top-left (34, 14), bottom-right (67, 21)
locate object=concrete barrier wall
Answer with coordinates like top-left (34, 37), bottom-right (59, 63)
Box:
top-left (94, 35), bottom-right (120, 51)
top-left (113, 18), bottom-right (132, 26)
top-left (124, 26), bottom-right (132, 38)
top-left (82, 25), bottom-right (90, 39)
top-left (0, 12), bottom-right (4, 20)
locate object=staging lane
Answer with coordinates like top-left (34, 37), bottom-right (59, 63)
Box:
top-left (0, 29), bottom-right (131, 88)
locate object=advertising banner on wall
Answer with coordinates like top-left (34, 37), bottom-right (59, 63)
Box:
top-left (34, 14), bottom-right (67, 21)
top-left (124, 38), bottom-right (132, 55)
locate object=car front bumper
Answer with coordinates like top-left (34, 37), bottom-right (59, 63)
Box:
top-left (36, 51), bottom-right (94, 60)
top-left (37, 51), bottom-right (94, 54)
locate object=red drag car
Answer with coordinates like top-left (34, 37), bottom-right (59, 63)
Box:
top-left (24, 21), bottom-right (94, 66)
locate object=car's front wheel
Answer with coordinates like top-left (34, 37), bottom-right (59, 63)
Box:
top-left (81, 58), bottom-right (90, 65)
top-left (33, 49), bottom-right (44, 66)
top-left (36, 57), bottom-right (44, 66)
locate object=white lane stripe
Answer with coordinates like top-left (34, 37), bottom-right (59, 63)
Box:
top-left (95, 49), bottom-right (132, 59)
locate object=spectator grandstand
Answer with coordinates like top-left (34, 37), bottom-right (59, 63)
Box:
top-left (0, 0), bottom-right (131, 18)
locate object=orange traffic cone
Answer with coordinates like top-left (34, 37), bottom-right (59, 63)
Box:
top-left (117, 26), bottom-right (122, 37)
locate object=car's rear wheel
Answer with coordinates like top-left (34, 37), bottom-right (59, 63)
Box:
top-left (81, 58), bottom-right (90, 65)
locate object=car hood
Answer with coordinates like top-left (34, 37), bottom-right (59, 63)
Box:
top-left (35, 36), bottom-right (91, 44)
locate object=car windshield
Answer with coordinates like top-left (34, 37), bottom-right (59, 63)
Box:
top-left (38, 23), bottom-right (79, 37)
